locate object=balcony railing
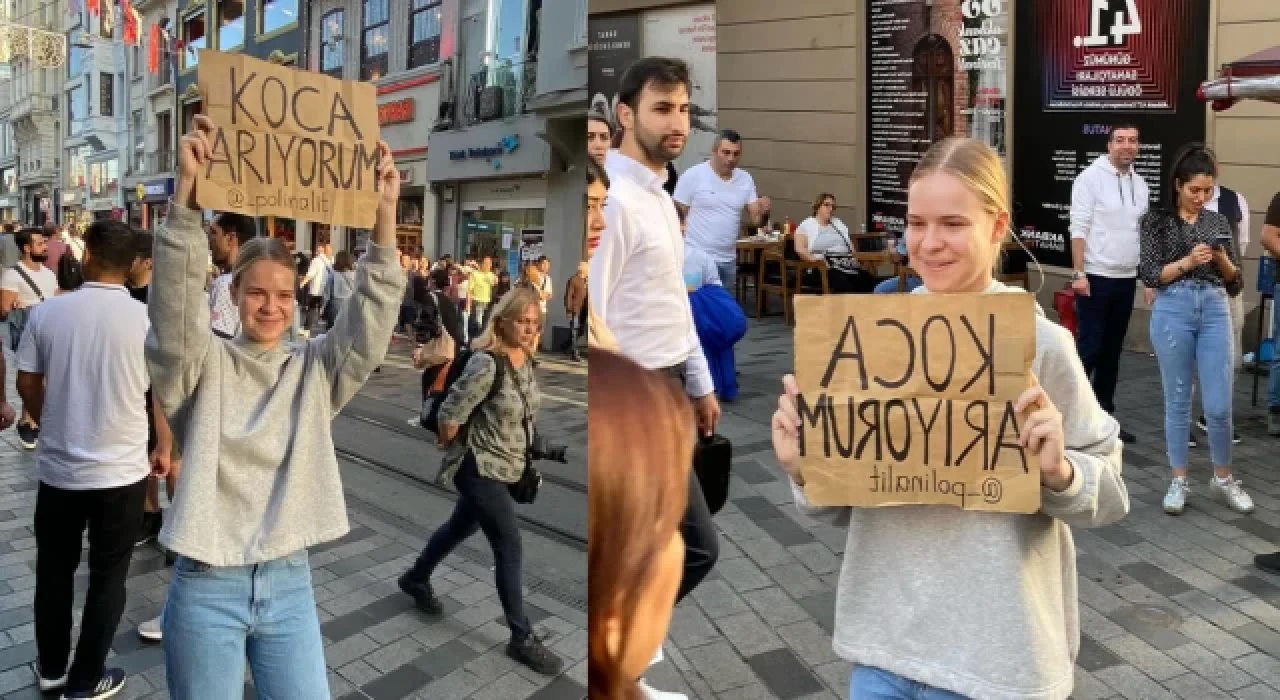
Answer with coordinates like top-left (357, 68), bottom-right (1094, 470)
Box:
top-left (145, 150), bottom-right (173, 175)
top-left (460, 59), bottom-right (537, 126)
top-left (147, 58), bottom-right (174, 94)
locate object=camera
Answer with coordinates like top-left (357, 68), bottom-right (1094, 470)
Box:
top-left (529, 435), bottom-right (568, 463)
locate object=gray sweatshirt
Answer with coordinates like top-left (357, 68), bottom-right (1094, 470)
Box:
top-left (147, 203), bottom-right (405, 566)
top-left (793, 280), bottom-right (1129, 700)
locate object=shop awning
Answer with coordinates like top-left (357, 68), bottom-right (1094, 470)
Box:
top-left (1199, 45), bottom-right (1280, 110)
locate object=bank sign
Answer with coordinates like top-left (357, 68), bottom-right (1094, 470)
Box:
top-left (448, 135), bottom-right (520, 169)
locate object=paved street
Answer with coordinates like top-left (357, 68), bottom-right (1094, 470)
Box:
top-left (643, 312), bottom-right (1280, 700)
top-left (0, 340), bottom-right (588, 699)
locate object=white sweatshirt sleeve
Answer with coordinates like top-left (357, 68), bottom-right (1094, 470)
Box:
top-left (1069, 170), bottom-right (1096, 241)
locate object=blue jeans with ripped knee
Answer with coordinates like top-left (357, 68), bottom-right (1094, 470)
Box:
top-left (1150, 280), bottom-right (1234, 469)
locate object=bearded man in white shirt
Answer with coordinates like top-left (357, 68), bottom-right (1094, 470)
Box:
top-left (674, 130), bottom-right (771, 292)
top-left (589, 56), bottom-right (721, 700)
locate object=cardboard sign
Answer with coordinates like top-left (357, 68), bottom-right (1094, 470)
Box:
top-left (195, 50), bottom-right (382, 228)
top-left (794, 293), bottom-right (1040, 513)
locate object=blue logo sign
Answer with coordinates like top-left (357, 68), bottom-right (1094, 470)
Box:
top-left (449, 135), bottom-right (520, 168)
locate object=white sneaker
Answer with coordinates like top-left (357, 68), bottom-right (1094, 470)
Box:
top-left (1164, 477), bottom-right (1189, 515)
top-left (1209, 475), bottom-right (1255, 514)
top-left (30, 661), bottom-right (67, 692)
top-left (638, 679), bottom-right (688, 700)
top-left (137, 616), bottom-right (162, 642)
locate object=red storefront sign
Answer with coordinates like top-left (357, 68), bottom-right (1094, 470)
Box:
top-left (378, 98), bottom-right (415, 126)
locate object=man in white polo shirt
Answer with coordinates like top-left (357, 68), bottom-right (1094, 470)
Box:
top-left (17, 220), bottom-right (163, 699)
top-left (674, 129), bottom-right (771, 292)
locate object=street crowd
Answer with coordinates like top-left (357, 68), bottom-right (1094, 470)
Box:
top-left (585, 55), bottom-right (1280, 700)
top-left (0, 113), bottom-right (571, 698)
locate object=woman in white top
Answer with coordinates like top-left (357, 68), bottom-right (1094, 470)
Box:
top-left (793, 193), bottom-right (875, 293)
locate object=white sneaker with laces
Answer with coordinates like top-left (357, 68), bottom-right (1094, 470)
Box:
top-left (1164, 477), bottom-right (1189, 515)
top-left (638, 679), bottom-right (688, 700)
top-left (137, 616), bottom-right (162, 642)
top-left (1209, 475), bottom-right (1255, 514)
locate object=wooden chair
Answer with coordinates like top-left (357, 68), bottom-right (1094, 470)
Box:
top-left (897, 264), bottom-right (919, 292)
top-left (735, 246), bottom-right (759, 306)
top-left (787, 236), bottom-right (830, 299)
top-left (756, 243), bottom-right (791, 325)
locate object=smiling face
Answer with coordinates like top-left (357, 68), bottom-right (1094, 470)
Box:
top-left (232, 259), bottom-right (297, 345)
top-left (1108, 127), bottom-right (1140, 170)
top-left (906, 172), bottom-right (1005, 294)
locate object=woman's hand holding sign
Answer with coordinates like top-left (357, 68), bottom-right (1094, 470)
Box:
top-left (1014, 374), bottom-right (1074, 493)
top-left (771, 374), bottom-right (804, 486)
top-left (175, 115), bottom-right (217, 210)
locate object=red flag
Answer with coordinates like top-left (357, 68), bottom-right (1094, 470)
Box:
top-left (148, 23), bottom-right (160, 73)
top-left (121, 1), bottom-right (140, 45)
top-left (87, 0), bottom-right (98, 16)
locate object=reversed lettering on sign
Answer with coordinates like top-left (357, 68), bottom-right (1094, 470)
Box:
top-left (793, 293), bottom-right (1039, 513)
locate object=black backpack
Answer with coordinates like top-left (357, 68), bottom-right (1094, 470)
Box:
top-left (420, 349), bottom-right (506, 435)
top-left (57, 254), bottom-right (83, 291)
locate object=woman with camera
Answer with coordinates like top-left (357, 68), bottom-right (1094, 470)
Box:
top-left (1139, 144), bottom-right (1253, 517)
top-left (399, 286), bottom-right (564, 676)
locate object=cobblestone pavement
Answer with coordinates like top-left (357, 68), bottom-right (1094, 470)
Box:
top-left (0, 343), bottom-right (588, 699)
top-left (644, 314), bottom-right (1280, 700)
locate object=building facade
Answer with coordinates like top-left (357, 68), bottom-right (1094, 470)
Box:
top-left (300, 0), bottom-right (447, 257)
top-left (595, 0), bottom-right (1280, 352)
top-left (123, 0), bottom-right (181, 232)
top-left (426, 0), bottom-right (588, 347)
top-left (8, 0), bottom-right (64, 226)
top-left (63, 7), bottom-right (129, 227)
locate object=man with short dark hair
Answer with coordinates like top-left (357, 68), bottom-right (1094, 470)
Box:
top-left (588, 109), bottom-right (612, 167)
top-left (1, 227), bottom-right (58, 448)
top-left (674, 129), bottom-right (771, 292)
top-left (1070, 123), bottom-right (1148, 444)
top-left (207, 212), bottom-right (256, 339)
top-left (590, 56), bottom-right (721, 700)
top-left (19, 220), bottom-right (161, 699)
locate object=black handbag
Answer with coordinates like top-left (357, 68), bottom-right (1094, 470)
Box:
top-left (692, 434), bottom-right (732, 514)
top-left (508, 461), bottom-right (542, 504)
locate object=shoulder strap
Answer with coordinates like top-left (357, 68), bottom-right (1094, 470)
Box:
top-left (11, 265), bottom-right (44, 302)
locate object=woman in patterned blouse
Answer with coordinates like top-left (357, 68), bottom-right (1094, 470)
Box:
top-left (1137, 144), bottom-right (1254, 517)
top-left (397, 285), bottom-right (565, 677)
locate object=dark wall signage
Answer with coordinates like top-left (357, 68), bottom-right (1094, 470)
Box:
top-left (588, 13), bottom-right (642, 130)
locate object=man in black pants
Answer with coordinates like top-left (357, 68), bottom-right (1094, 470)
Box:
top-left (590, 57), bottom-right (720, 699)
top-left (17, 220), bottom-right (165, 699)
top-left (1069, 123), bottom-right (1150, 444)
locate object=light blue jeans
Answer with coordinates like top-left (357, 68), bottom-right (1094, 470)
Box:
top-left (1151, 280), bottom-right (1234, 469)
top-left (850, 666), bottom-right (969, 699)
top-left (162, 550), bottom-right (328, 699)
top-left (1270, 283), bottom-right (1280, 410)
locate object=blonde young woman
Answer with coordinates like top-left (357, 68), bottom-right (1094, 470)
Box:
top-left (399, 286), bottom-right (564, 676)
top-left (148, 116), bottom-right (405, 698)
top-left (771, 138), bottom-right (1129, 700)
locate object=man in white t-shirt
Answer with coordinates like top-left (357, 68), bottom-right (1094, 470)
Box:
top-left (207, 213), bottom-right (257, 339)
top-left (301, 241), bottom-right (333, 332)
top-left (673, 129), bottom-right (771, 292)
top-left (1, 227), bottom-right (59, 449)
top-left (17, 220), bottom-right (163, 697)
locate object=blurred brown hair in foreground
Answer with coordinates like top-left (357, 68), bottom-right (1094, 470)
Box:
top-left (588, 350), bottom-right (693, 699)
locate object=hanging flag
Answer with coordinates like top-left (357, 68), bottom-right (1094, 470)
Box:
top-left (121, 0), bottom-right (140, 45)
top-left (148, 23), bottom-right (160, 73)
top-left (87, 0), bottom-right (98, 17)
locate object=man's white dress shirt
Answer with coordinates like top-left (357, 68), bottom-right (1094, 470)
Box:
top-left (590, 150), bottom-right (714, 398)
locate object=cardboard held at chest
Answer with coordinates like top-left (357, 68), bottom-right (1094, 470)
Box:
top-left (794, 293), bottom-right (1040, 513)
top-left (195, 50), bottom-right (382, 229)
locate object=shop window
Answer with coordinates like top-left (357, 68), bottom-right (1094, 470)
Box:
top-left (261, 0), bottom-right (298, 36)
top-left (90, 160), bottom-right (119, 199)
top-left (182, 99), bottom-right (204, 134)
top-left (67, 146), bottom-right (90, 188)
top-left (218, 0), bottom-right (246, 51)
top-left (407, 0), bottom-right (441, 70)
top-left (911, 34), bottom-right (954, 146)
top-left (99, 72), bottom-right (114, 117)
top-left (361, 0), bottom-right (389, 81)
top-left (183, 11), bottom-right (206, 70)
top-left (67, 84), bottom-right (86, 136)
top-left (320, 9), bottom-right (344, 78)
